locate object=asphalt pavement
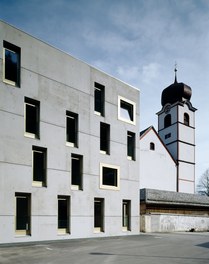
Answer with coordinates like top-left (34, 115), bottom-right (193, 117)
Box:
top-left (0, 232), bottom-right (209, 264)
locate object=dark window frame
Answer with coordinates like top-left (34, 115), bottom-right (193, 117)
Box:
top-left (24, 97), bottom-right (40, 139)
top-left (100, 122), bottom-right (110, 154)
top-left (164, 114), bottom-right (171, 128)
top-left (66, 111), bottom-right (78, 147)
top-left (3, 40), bottom-right (21, 87)
top-left (94, 198), bottom-right (104, 232)
top-left (127, 131), bottom-right (135, 160)
top-left (32, 146), bottom-right (47, 186)
top-left (122, 200), bottom-right (131, 231)
top-left (71, 154), bottom-right (83, 190)
top-left (58, 196), bottom-right (70, 234)
top-left (94, 82), bottom-right (105, 116)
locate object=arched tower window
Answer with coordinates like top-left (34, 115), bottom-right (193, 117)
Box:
top-left (164, 114), bottom-right (171, 128)
top-left (150, 142), bottom-right (155, 151)
top-left (184, 113), bottom-right (190, 126)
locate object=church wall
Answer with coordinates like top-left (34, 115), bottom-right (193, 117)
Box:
top-left (140, 129), bottom-right (176, 192)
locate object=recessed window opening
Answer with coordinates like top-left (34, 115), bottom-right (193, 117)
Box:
top-left (58, 196), bottom-right (70, 234)
top-left (122, 200), bottom-right (131, 231)
top-left (94, 198), bottom-right (104, 233)
top-left (15, 193), bottom-right (31, 235)
top-left (150, 142), bottom-right (155, 151)
top-left (100, 164), bottom-right (120, 190)
top-left (164, 114), bottom-right (171, 128)
top-left (24, 97), bottom-right (40, 138)
top-left (100, 122), bottom-right (110, 154)
top-left (184, 113), bottom-right (190, 126)
top-left (66, 111), bottom-right (78, 147)
top-left (94, 82), bottom-right (105, 116)
top-left (118, 96), bottom-right (136, 125)
top-left (165, 133), bottom-right (171, 139)
top-left (3, 41), bottom-right (21, 87)
top-left (71, 154), bottom-right (83, 190)
top-left (32, 146), bottom-right (47, 187)
top-left (127, 131), bottom-right (135, 160)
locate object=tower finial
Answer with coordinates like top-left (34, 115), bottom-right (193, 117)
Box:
top-left (174, 62), bottom-right (177, 83)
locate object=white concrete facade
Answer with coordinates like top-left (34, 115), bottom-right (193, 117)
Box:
top-left (0, 21), bottom-right (140, 243)
top-left (140, 126), bottom-right (176, 192)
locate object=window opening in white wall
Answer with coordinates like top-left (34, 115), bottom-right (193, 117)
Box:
top-left (94, 82), bottom-right (105, 116)
top-left (3, 40), bottom-right (21, 87)
top-left (118, 96), bottom-right (136, 125)
top-left (15, 193), bottom-right (31, 235)
top-left (100, 163), bottom-right (120, 190)
top-left (66, 111), bottom-right (78, 147)
top-left (24, 97), bottom-right (40, 139)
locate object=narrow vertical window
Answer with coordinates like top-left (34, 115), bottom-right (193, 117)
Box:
top-left (100, 122), bottom-right (110, 154)
top-left (3, 41), bottom-right (21, 87)
top-left (15, 193), bottom-right (31, 235)
top-left (127, 131), bottom-right (135, 160)
top-left (66, 111), bottom-right (78, 147)
top-left (164, 114), bottom-right (171, 128)
top-left (58, 196), bottom-right (70, 234)
top-left (71, 154), bottom-right (83, 190)
top-left (24, 97), bottom-right (40, 138)
top-left (94, 198), bottom-right (104, 233)
top-left (94, 82), bottom-right (105, 116)
top-left (184, 113), bottom-right (190, 126)
top-left (150, 142), bottom-right (155, 151)
top-left (122, 200), bottom-right (131, 231)
top-left (32, 146), bottom-right (47, 187)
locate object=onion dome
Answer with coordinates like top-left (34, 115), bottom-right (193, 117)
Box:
top-left (161, 68), bottom-right (192, 106)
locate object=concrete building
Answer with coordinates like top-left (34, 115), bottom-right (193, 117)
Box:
top-left (0, 21), bottom-right (140, 243)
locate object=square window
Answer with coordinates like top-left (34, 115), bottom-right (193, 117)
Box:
top-left (66, 111), bottom-right (78, 147)
top-left (94, 198), bottom-right (104, 232)
top-left (3, 41), bottom-right (21, 87)
top-left (100, 122), bottom-right (110, 154)
top-left (15, 193), bottom-right (31, 235)
top-left (58, 196), bottom-right (70, 234)
top-left (94, 82), bottom-right (105, 116)
top-left (71, 154), bottom-right (83, 190)
top-left (24, 97), bottom-right (40, 139)
top-left (100, 163), bottom-right (120, 190)
top-left (118, 96), bottom-right (136, 125)
top-left (127, 131), bottom-right (135, 160)
top-left (122, 200), bottom-right (131, 231)
top-left (32, 146), bottom-right (47, 187)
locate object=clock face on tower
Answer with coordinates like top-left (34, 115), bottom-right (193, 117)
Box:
top-left (164, 104), bottom-right (171, 114)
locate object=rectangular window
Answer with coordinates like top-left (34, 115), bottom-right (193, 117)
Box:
top-left (94, 198), bottom-right (104, 233)
top-left (71, 154), bottom-right (83, 190)
top-left (94, 82), bottom-right (105, 116)
top-left (122, 200), bottom-right (131, 231)
top-left (3, 41), bottom-right (21, 87)
top-left (24, 97), bottom-right (40, 139)
top-left (66, 111), bottom-right (78, 147)
top-left (32, 146), bottom-right (47, 187)
top-left (165, 133), bottom-right (171, 139)
top-left (118, 96), bottom-right (136, 125)
top-left (15, 193), bottom-right (31, 235)
top-left (127, 131), bottom-right (135, 160)
top-left (100, 122), bottom-right (110, 154)
top-left (100, 163), bottom-right (120, 190)
top-left (58, 196), bottom-right (70, 234)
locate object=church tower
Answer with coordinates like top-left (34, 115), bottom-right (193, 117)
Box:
top-left (157, 70), bottom-right (197, 193)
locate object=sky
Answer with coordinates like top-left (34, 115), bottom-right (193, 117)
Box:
top-left (1, 0), bottom-right (209, 184)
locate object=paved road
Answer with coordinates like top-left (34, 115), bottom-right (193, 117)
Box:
top-left (0, 232), bottom-right (209, 264)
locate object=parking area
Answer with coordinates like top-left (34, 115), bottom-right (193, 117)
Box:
top-left (0, 232), bottom-right (209, 264)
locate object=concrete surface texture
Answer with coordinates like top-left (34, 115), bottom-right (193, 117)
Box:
top-left (0, 232), bottom-right (209, 264)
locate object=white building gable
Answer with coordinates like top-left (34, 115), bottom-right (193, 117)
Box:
top-left (140, 126), bottom-right (177, 192)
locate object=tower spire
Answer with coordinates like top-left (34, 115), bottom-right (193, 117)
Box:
top-left (174, 62), bottom-right (177, 83)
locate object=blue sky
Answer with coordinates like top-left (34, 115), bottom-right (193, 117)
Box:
top-left (1, 0), bottom-right (209, 183)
